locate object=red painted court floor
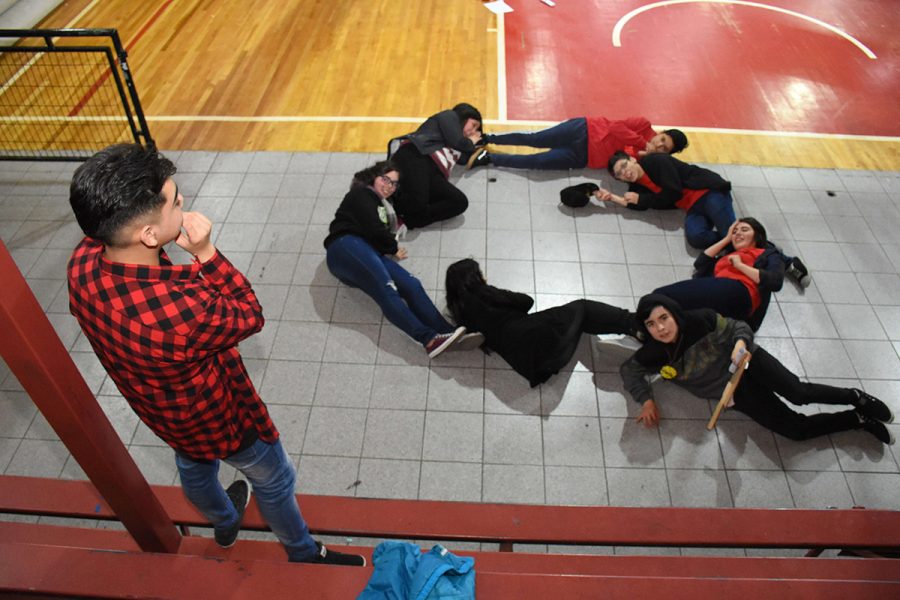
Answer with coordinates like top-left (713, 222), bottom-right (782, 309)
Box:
top-left (504, 0), bottom-right (900, 136)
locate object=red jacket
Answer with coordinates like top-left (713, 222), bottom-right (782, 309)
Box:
top-left (586, 116), bottom-right (656, 169)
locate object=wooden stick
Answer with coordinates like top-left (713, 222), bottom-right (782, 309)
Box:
top-left (707, 352), bottom-right (752, 430)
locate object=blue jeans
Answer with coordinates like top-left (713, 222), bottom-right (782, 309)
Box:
top-left (175, 438), bottom-right (318, 562)
top-left (326, 234), bottom-right (453, 345)
top-left (484, 118), bottom-right (588, 170)
top-left (683, 190), bottom-right (736, 249)
top-left (653, 277), bottom-right (752, 321)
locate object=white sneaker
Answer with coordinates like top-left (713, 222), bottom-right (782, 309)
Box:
top-left (448, 331), bottom-right (485, 351)
top-left (425, 327), bottom-right (466, 358)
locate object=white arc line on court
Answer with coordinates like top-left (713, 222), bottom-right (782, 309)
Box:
top-left (612, 0), bottom-right (877, 59)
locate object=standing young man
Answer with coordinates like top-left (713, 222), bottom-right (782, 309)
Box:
top-left (67, 144), bottom-right (364, 566)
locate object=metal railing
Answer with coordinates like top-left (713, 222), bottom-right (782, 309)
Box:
top-left (0, 28), bottom-right (154, 160)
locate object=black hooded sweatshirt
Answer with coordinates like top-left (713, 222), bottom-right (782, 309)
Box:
top-left (619, 294), bottom-right (755, 404)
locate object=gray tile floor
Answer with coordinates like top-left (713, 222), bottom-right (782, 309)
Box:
top-left (3, 152), bottom-right (900, 553)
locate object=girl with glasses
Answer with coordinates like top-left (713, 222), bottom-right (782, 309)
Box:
top-left (324, 161), bottom-right (481, 358)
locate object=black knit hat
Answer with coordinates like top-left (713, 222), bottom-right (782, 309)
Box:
top-left (559, 182), bottom-right (599, 208)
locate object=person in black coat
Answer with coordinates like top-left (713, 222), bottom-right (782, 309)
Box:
top-left (388, 103), bottom-right (483, 229)
top-left (444, 259), bottom-right (636, 387)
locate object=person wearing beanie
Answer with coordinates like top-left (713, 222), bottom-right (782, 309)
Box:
top-left (619, 294), bottom-right (895, 445)
top-left (466, 115), bottom-right (686, 171)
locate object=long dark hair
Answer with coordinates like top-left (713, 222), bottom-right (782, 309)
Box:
top-left (735, 217), bottom-right (767, 248)
top-left (445, 258), bottom-right (489, 324)
top-left (350, 160), bottom-right (399, 191)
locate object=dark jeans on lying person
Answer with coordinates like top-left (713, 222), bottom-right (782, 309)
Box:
top-left (390, 144), bottom-right (468, 229)
top-left (326, 234), bottom-right (454, 345)
top-left (483, 118), bottom-right (589, 170)
top-left (653, 277), bottom-right (752, 322)
top-left (734, 347), bottom-right (860, 441)
top-left (683, 190), bottom-right (736, 249)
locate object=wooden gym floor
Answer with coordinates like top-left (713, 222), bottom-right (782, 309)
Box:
top-left (30, 0), bottom-right (900, 169)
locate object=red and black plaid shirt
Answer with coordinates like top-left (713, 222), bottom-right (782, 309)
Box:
top-left (67, 238), bottom-right (278, 460)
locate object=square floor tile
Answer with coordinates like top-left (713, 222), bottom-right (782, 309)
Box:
top-left (667, 468), bottom-right (733, 507)
top-left (542, 416), bottom-right (603, 467)
top-left (482, 464), bottom-right (544, 504)
top-left (544, 466), bottom-right (608, 506)
top-left (362, 409), bottom-right (424, 460)
top-left (727, 470), bottom-right (792, 508)
top-left (423, 412), bottom-right (482, 463)
top-left (484, 414), bottom-right (543, 465)
top-left (606, 467), bottom-right (670, 507)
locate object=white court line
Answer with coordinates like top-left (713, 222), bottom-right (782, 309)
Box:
top-left (4, 114), bottom-right (897, 142)
top-left (496, 12), bottom-right (507, 122)
top-left (612, 0), bottom-right (877, 59)
top-left (0, 0), bottom-right (103, 97)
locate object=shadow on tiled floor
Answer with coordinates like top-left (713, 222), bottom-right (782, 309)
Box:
top-left (2, 153), bottom-right (900, 534)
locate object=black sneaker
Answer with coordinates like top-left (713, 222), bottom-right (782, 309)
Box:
top-left (214, 480), bottom-right (250, 548)
top-left (307, 541), bottom-right (366, 567)
top-left (786, 256), bottom-right (812, 288)
top-left (466, 149), bottom-right (491, 170)
top-left (852, 389), bottom-right (894, 423)
top-left (859, 414), bottom-right (895, 445)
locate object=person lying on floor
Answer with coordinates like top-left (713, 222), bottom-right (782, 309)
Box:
top-left (388, 103), bottom-right (483, 229)
top-left (324, 161), bottom-right (483, 358)
top-left (562, 152), bottom-right (811, 288)
top-left (619, 293), bottom-right (894, 445)
top-left (652, 218), bottom-right (785, 331)
top-left (467, 115), bottom-right (687, 171)
top-left (445, 258), bottom-right (638, 387)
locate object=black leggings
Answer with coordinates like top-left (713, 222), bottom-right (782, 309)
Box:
top-left (547, 300), bottom-right (634, 365)
top-left (733, 347), bottom-right (860, 440)
top-left (391, 144), bottom-right (468, 228)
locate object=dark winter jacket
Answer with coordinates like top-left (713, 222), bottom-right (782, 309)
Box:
top-left (403, 110), bottom-right (478, 157)
top-left (628, 153), bottom-right (731, 211)
top-left (455, 286), bottom-right (587, 387)
top-left (323, 186), bottom-right (398, 255)
top-left (693, 242), bottom-right (786, 330)
top-left (620, 294), bottom-right (755, 404)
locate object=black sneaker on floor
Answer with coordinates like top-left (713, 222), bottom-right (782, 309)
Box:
top-left (860, 414), bottom-right (895, 445)
top-left (466, 149), bottom-right (491, 170)
top-left (853, 389), bottom-right (894, 423)
top-left (214, 480), bottom-right (250, 548)
top-left (785, 256), bottom-right (812, 288)
top-left (306, 541), bottom-right (366, 567)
